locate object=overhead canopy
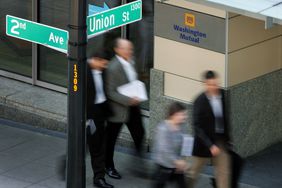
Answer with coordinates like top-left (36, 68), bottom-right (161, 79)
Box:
top-left (186, 0), bottom-right (282, 26)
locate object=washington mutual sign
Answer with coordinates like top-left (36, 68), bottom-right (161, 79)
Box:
top-left (155, 3), bottom-right (226, 54)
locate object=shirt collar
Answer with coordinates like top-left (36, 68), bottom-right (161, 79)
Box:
top-left (206, 93), bottom-right (222, 101)
top-left (116, 55), bottom-right (132, 66)
top-left (93, 69), bottom-right (102, 74)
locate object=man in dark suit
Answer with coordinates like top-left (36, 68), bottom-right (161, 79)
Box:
top-left (86, 51), bottom-right (114, 188)
top-left (187, 70), bottom-right (231, 188)
top-left (104, 38), bottom-right (145, 179)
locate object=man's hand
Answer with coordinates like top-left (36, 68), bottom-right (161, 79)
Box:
top-left (129, 97), bottom-right (140, 106)
top-left (174, 160), bottom-right (188, 173)
top-left (210, 145), bottom-right (221, 157)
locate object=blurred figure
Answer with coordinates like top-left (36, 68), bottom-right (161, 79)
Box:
top-left (56, 154), bottom-right (66, 181)
top-left (86, 51), bottom-right (114, 188)
top-left (56, 51), bottom-right (113, 188)
top-left (104, 38), bottom-right (145, 179)
top-left (210, 149), bottom-right (244, 188)
top-left (153, 102), bottom-right (188, 188)
top-left (187, 70), bottom-right (231, 188)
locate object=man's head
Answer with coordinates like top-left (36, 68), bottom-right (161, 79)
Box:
top-left (88, 51), bottom-right (109, 71)
top-left (114, 38), bottom-right (134, 61)
top-left (203, 70), bottom-right (220, 95)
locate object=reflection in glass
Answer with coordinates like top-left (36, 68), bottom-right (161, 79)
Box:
top-left (38, 0), bottom-right (122, 87)
top-left (128, 0), bottom-right (154, 110)
top-left (0, 0), bottom-right (32, 77)
top-left (38, 0), bottom-right (69, 87)
top-left (87, 0), bottom-right (122, 58)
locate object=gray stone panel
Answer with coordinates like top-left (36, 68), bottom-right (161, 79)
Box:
top-left (227, 69), bottom-right (282, 157)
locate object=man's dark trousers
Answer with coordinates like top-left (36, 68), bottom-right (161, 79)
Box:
top-left (105, 106), bottom-right (144, 169)
top-left (87, 102), bottom-right (108, 180)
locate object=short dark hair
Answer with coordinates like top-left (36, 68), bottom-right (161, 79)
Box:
top-left (203, 70), bottom-right (217, 80)
top-left (89, 50), bottom-right (109, 60)
top-left (166, 102), bottom-right (186, 118)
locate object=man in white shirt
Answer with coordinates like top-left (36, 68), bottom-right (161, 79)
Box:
top-left (86, 51), bottom-right (114, 188)
top-left (104, 38), bottom-right (145, 179)
top-left (115, 55), bottom-right (137, 82)
top-left (187, 70), bottom-right (231, 188)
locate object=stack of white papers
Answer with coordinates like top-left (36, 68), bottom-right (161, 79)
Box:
top-left (117, 80), bottom-right (148, 102)
top-left (181, 134), bottom-right (195, 157)
top-left (86, 119), bottom-right (96, 135)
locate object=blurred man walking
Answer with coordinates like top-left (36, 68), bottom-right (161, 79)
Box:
top-left (187, 70), bottom-right (231, 188)
top-left (104, 38), bottom-right (145, 179)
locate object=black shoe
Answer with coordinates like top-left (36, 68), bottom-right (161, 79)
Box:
top-left (94, 178), bottom-right (114, 188)
top-left (105, 168), bottom-right (122, 179)
top-left (210, 177), bottom-right (217, 188)
top-left (56, 155), bottom-right (66, 181)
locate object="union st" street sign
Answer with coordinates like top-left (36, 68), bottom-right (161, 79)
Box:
top-left (87, 0), bottom-right (142, 39)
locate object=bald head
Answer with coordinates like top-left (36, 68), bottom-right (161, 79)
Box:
top-left (114, 38), bottom-right (133, 61)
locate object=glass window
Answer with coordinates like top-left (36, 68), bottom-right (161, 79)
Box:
top-left (38, 0), bottom-right (69, 87)
top-left (38, 0), bottom-right (122, 87)
top-left (128, 0), bottom-right (154, 110)
top-left (87, 0), bottom-right (122, 58)
top-left (0, 0), bottom-right (32, 77)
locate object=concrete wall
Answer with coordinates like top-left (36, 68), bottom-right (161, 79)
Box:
top-left (227, 69), bottom-right (282, 156)
top-left (154, 36), bottom-right (225, 102)
top-left (228, 15), bottom-right (282, 86)
top-left (226, 14), bottom-right (282, 156)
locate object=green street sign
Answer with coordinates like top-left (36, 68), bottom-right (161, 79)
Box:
top-left (6, 15), bottom-right (68, 53)
top-left (87, 0), bottom-right (142, 39)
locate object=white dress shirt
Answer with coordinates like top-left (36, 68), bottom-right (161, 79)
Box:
top-left (116, 55), bottom-right (137, 82)
top-left (91, 70), bottom-right (106, 104)
top-left (207, 94), bottom-right (224, 133)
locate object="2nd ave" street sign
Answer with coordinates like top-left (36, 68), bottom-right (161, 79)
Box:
top-left (6, 15), bottom-right (68, 53)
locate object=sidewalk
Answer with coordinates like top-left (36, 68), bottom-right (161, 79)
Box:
top-left (0, 119), bottom-right (280, 188)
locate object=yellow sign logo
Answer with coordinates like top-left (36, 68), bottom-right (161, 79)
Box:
top-left (185, 13), bottom-right (195, 27)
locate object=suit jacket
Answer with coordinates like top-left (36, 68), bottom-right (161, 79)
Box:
top-left (192, 89), bottom-right (230, 157)
top-left (86, 64), bottom-right (111, 121)
top-left (105, 56), bottom-right (139, 123)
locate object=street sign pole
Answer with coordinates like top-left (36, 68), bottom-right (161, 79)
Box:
top-left (66, 0), bottom-right (87, 187)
